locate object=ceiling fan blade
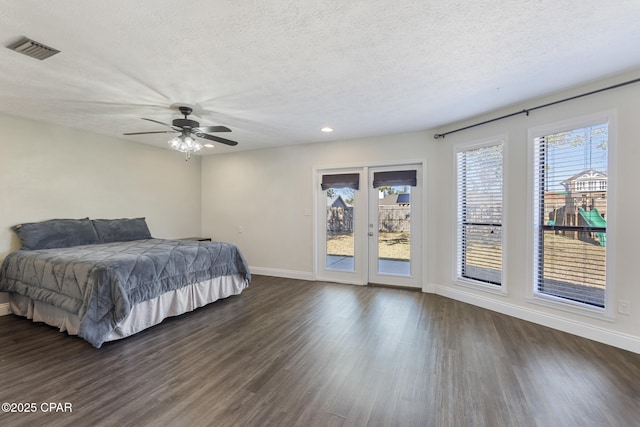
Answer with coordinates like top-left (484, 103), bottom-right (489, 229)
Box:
top-left (141, 117), bottom-right (181, 131)
top-left (195, 125), bottom-right (232, 133)
top-left (123, 131), bottom-right (178, 135)
top-left (195, 132), bottom-right (238, 146)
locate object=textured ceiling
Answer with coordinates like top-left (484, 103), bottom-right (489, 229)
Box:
top-left (1, 0), bottom-right (640, 154)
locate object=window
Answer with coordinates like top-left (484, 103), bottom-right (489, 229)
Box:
top-left (456, 140), bottom-right (504, 288)
top-left (532, 121), bottom-right (608, 309)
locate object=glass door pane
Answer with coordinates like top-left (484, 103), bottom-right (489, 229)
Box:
top-left (377, 185), bottom-right (411, 276)
top-left (326, 187), bottom-right (355, 271)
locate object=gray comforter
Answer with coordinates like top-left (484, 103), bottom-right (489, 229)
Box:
top-left (0, 239), bottom-right (250, 347)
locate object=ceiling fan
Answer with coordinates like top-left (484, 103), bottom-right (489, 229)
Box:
top-left (124, 106), bottom-right (238, 160)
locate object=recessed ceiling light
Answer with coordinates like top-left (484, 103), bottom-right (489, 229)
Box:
top-left (204, 143), bottom-right (214, 148)
top-left (321, 127), bottom-right (333, 133)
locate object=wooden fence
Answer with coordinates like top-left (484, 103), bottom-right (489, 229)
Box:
top-left (326, 206), bottom-right (410, 232)
top-left (379, 206), bottom-right (410, 232)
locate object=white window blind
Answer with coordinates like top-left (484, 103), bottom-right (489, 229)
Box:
top-left (533, 123), bottom-right (608, 308)
top-left (456, 142), bottom-right (503, 286)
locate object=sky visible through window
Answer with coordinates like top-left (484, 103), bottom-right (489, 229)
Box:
top-left (543, 123), bottom-right (608, 192)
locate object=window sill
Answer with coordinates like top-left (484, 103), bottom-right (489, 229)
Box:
top-left (454, 277), bottom-right (507, 296)
top-left (526, 294), bottom-right (614, 323)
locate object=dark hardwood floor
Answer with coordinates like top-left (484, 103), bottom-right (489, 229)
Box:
top-left (1, 275), bottom-right (639, 426)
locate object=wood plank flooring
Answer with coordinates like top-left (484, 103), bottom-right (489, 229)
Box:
top-left (1, 275), bottom-right (639, 426)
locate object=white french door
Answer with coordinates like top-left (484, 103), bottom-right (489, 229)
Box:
top-left (367, 165), bottom-right (422, 288)
top-left (315, 163), bottom-right (423, 288)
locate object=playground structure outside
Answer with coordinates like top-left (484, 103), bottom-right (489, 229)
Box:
top-left (578, 207), bottom-right (607, 246)
top-left (548, 203), bottom-right (607, 247)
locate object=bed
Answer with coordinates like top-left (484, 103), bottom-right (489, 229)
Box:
top-left (0, 218), bottom-right (251, 347)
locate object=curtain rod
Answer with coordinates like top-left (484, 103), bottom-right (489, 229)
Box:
top-left (433, 77), bottom-right (640, 139)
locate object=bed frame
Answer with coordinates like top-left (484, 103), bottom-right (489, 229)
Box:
top-left (8, 274), bottom-right (248, 343)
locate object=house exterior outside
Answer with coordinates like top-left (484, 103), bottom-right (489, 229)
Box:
top-left (561, 169), bottom-right (607, 217)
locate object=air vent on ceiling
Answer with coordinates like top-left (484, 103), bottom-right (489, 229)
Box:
top-left (7, 37), bottom-right (60, 60)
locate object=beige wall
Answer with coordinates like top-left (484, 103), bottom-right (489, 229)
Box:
top-left (0, 113), bottom-right (202, 303)
top-left (201, 70), bottom-right (640, 352)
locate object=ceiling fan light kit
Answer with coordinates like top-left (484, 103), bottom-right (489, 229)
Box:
top-left (123, 105), bottom-right (238, 160)
top-left (168, 134), bottom-right (203, 161)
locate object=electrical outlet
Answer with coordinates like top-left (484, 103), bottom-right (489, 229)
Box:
top-left (618, 300), bottom-right (631, 315)
top-left (238, 226), bottom-right (244, 234)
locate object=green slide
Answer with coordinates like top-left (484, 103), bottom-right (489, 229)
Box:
top-left (578, 207), bottom-right (607, 246)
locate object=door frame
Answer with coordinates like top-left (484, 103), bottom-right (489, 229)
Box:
top-left (313, 159), bottom-right (427, 289)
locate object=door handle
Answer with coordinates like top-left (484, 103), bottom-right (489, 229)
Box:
top-left (368, 231), bottom-right (374, 237)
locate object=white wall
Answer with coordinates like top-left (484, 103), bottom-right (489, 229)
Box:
top-left (0, 113), bottom-right (202, 305)
top-left (201, 131), bottom-right (437, 278)
top-left (201, 70), bottom-right (640, 353)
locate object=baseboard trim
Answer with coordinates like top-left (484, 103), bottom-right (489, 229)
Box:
top-left (0, 302), bottom-right (11, 316)
top-left (423, 282), bottom-right (437, 293)
top-left (434, 284), bottom-right (640, 354)
top-left (250, 267), bottom-right (314, 281)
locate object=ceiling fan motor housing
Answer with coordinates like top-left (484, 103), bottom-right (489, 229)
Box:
top-left (173, 118), bottom-right (200, 128)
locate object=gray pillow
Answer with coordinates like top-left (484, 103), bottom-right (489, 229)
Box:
top-left (11, 218), bottom-right (100, 250)
top-left (92, 218), bottom-right (152, 243)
